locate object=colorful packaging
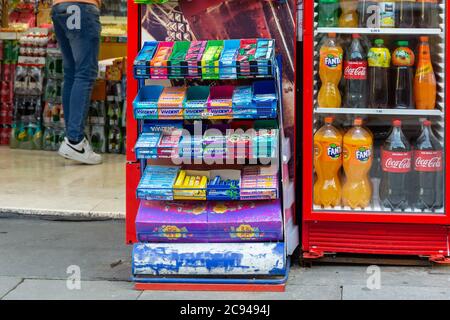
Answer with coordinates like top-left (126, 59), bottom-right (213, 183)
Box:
top-left (137, 165), bottom-right (181, 200)
top-left (173, 170), bottom-right (208, 200)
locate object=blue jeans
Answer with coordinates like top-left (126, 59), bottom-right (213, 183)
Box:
top-left (51, 3), bottom-right (101, 143)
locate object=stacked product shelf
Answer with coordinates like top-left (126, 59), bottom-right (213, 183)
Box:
top-left (130, 39), bottom-right (292, 283)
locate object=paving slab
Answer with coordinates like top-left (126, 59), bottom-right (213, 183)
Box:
top-left (138, 285), bottom-right (341, 300)
top-left (2, 279), bottom-right (139, 300)
top-left (0, 218), bottom-right (131, 281)
top-left (0, 277), bottom-right (23, 299)
top-left (342, 285), bottom-right (450, 300)
top-left (288, 265), bottom-right (450, 288)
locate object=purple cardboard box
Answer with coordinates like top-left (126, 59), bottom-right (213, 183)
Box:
top-left (136, 199), bottom-right (282, 243)
top-left (136, 201), bottom-right (209, 242)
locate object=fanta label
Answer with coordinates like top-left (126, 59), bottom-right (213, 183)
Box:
top-left (344, 144), bottom-right (372, 164)
top-left (356, 147), bottom-right (371, 162)
top-left (381, 149), bottom-right (412, 173)
top-left (414, 150), bottom-right (442, 172)
top-left (344, 61), bottom-right (367, 80)
top-left (327, 143), bottom-right (342, 159)
top-left (314, 141), bottom-right (342, 162)
top-left (324, 54), bottom-right (342, 69)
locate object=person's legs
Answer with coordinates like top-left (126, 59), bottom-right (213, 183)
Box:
top-left (66, 4), bottom-right (101, 143)
top-left (52, 2), bottom-right (102, 164)
top-left (51, 5), bottom-right (75, 130)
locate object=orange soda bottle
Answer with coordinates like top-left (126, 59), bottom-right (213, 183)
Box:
top-left (314, 117), bottom-right (343, 207)
top-left (342, 117), bottom-right (373, 209)
top-left (318, 33), bottom-right (343, 108)
top-left (415, 36), bottom-right (436, 110)
top-left (339, 0), bottom-right (359, 28)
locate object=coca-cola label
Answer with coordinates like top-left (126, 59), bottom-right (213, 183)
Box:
top-left (344, 61), bottom-right (367, 80)
top-left (381, 149), bottom-right (412, 173)
top-left (414, 150), bottom-right (443, 172)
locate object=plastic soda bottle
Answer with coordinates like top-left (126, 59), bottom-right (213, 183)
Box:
top-left (342, 117), bottom-right (373, 209)
top-left (392, 40), bottom-right (415, 109)
top-left (339, 0), bottom-right (359, 27)
top-left (319, 0), bottom-right (340, 27)
top-left (368, 38), bottom-right (391, 108)
top-left (379, 119), bottom-right (412, 210)
top-left (414, 36), bottom-right (436, 110)
top-left (318, 33), bottom-right (343, 108)
top-left (314, 117), bottom-right (343, 207)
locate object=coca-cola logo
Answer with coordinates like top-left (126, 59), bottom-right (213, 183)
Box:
top-left (385, 157), bottom-right (411, 169)
top-left (414, 150), bottom-right (443, 172)
top-left (381, 149), bottom-right (412, 173)
top-left (344, 61), bottom-right (367, 80)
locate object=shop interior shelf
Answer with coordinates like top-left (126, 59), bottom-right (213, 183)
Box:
top-left (314, 108), bottom-right (444, 117)
top-left (316, 27), bottom-right (443, 35)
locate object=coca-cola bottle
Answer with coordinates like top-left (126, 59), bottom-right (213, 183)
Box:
top-left (379, 119), bottom-right (412, 210)
top-left (343, 34), bottom-right (368, 108)
top-left (413, 120), bottom-right (443, 211)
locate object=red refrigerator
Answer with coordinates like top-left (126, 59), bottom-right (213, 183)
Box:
top-left (302, 0), bottom-right (450, 263)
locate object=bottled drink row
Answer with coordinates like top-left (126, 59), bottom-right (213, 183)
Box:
top-left (318, 34), bottom-right (437, 110)
top-left (318, 0), bottom-right (439, 29)
top-left (314, 117), bottom-right (443, 211)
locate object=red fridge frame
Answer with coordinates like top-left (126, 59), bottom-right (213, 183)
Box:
top-left (126, 0), bottom-right (139, 244)
top-left (302, 0), bottom-right (450, 262)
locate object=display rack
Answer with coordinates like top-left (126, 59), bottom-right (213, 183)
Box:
top-left (126, 1), bottom-right (297, 290)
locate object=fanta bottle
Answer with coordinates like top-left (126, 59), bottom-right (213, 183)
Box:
top-left (342, 117), bottom-right (373, 209)
top-left (339, 0), bottom-right (359, 28)
top-left (314, 117), bottom-right (343, 207)
top-left (318, 33), bottom-right (343, 108)
top-left (414, 36), bottom-right (436, 110)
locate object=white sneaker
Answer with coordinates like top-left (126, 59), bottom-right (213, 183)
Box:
top-left (58, 137), bottom-right (103, 165)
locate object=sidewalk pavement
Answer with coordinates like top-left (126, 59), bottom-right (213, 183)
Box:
top-left (0, 216), bottom-right (449, 300)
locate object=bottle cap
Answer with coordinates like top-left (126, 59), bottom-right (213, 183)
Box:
top-left (420, 36), bottom-right (429, 42)
top-left (393, 119), bottom-right (402, 127)
top-left (328, 33), bottom-right (336, 38)
top-left (352, 34), bottom-right (361, 39)
top-left (374, 39), bottom-right (384, 46)
top-left (423, 119), bottom-right (431, 126)
top-left (354, 117), bottom-right (363, 126)
top-left (397, 40), bottom-right (409, 47)
top-left (324, 117), bottom-right (334, 124)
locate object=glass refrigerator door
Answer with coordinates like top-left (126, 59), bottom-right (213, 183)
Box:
top-left (312, 0), bottom-right (446, 215)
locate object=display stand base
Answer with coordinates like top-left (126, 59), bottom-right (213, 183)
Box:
top-left (134, 282), bottom-right (286, 292)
